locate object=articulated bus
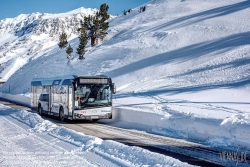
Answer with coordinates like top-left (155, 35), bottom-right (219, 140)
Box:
top-left (31, 75), bottom-right (116, 121)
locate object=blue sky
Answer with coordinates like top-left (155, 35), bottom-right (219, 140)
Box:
top-left (0, 0), bottom-right (150, 20)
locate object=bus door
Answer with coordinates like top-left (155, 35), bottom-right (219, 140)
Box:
top-left (68, 85), bottom-right (73, 117)
top-left (31, 86), bottom-right (37, 108)
top-left (49, 86), bottom-right (52, 113)
top-left (50, 86), bottom-right (56, 115)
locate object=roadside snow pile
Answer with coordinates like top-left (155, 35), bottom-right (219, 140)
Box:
top-left (206, 113), bottom-right (250, 148)
top-left (221, 114), bottom-right (250, 126)
top-left (1, 105), bottom-right (193, 167)
top-left (0, 92), bottom-right (30, 106)
top-left (219, 114), bottom-right (250, 143)
top-left (110, 106), bottom-right (250, 150)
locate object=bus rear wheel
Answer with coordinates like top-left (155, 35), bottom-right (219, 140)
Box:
top-left (59, 107), bottom-right (65, 122)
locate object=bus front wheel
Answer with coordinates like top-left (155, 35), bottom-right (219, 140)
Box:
top-left (59, 107), bottom-right (65, 122)
top-left (38, 104), bottom-right (43, 116)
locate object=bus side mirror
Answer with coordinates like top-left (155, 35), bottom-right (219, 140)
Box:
top-left (73, 82), bottom-right (77, 91)
top-left (112, 83), bottom-right (116, 94)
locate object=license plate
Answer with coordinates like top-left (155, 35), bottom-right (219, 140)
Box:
top-left (91, 116), bottom-right (98, 119)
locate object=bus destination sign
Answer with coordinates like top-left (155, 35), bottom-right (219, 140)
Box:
top-left (79, 78), bottom-right (108, 84)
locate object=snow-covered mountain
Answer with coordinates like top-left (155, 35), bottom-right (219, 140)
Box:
top-left (1, 0), bottom-right (250, 153)
top-left (0, 7), bottom-right (98, 79)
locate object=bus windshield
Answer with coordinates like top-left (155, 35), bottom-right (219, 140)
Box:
top-left (74, 84), bottom-right (112, 108)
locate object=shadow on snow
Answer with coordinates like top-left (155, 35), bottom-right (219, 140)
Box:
top-left (107, 31), bottom-right (250, 78)
top-left (143, 0), bottom-right (250, 32)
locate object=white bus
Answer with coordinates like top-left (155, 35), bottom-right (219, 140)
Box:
top-left (31, 75), bottom-right (116, 121)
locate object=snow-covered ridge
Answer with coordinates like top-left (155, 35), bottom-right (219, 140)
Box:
top-left (0, 7), bottom-right (99, 80)
top-left (0, 7), bottom-right (97, 36)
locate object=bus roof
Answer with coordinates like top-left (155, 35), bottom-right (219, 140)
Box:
top-left (31, 75), bottom-right (111, 86)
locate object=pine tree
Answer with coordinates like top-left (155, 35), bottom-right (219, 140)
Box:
top-left (83, 15), bottom-right (96, 46)
top-left (76, 25), bottom-right (88, 60)
top-left (97, 3), bottom-right (110, 41)
top-left (123, 10), bottom-right (127, 15)
top-left (83, 3), bottom-right (110, 46)
top-left (58, 32), bottom-right (68, 49)
top-left (66, 44), bottom-right (73, 60)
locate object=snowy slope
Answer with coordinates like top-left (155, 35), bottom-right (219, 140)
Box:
top-left (0, 0), bottom-right (250, 154)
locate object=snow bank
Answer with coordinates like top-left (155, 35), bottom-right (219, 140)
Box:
top-left (109, 107), bottom-right (250, 149)
top-left (0, 92), bottom-right (30, 107)
top-left (1, 106), bottom-right (194, 167)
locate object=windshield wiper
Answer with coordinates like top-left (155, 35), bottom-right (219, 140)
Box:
top-left (86, 103), bottom-right (110, 107)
